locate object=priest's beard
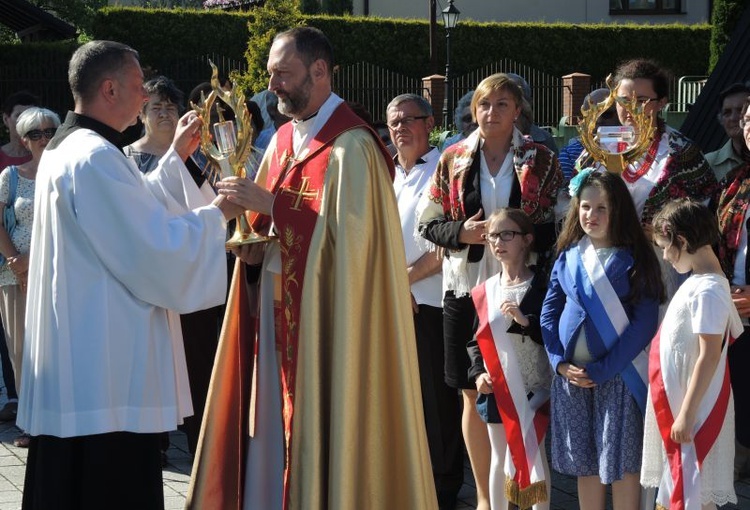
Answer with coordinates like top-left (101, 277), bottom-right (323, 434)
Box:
top-left (277, 72), bottom-right (313, 118)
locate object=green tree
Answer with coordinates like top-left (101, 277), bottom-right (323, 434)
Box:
top-left (239, 0), bottom-right (302, 94)
top-left (0, 25), bottom-right (19, 44)
top-left (709, 0), bottom-right (750, 72)
top-left (27, 0), bottom-right (106, 37)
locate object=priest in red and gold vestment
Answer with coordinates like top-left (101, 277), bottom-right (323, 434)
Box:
top-left (187, 27), bottom-right (438, 510)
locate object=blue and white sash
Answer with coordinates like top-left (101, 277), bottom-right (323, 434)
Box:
top-left (565, 236), bottom-right (649, 413)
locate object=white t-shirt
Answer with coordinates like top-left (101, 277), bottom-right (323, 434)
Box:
top-left (393, 147), bottom-right (443, 308)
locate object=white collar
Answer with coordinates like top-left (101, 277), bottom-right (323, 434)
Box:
top-left (291, 93), bottom-right (344, 157)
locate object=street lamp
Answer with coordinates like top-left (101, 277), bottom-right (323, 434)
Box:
top-left (442, 0), bottom-right (460, 130)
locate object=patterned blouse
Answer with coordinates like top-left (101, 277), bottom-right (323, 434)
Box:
top-left (0, 167), bottom-right (35, 286)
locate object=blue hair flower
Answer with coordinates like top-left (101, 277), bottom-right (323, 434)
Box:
top-left (568, 167), bottom-right (596, 197)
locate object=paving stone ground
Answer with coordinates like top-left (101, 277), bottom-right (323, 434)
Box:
top-left (0, 374), bottom-right (747, 509)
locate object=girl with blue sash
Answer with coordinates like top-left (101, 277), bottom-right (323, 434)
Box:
top-left (541, 170), bottom-right (664, 510)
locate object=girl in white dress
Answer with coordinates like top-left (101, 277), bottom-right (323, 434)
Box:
top-left (468, 208), bottom-right (553, 510)
top-left (645, 199), bottom-right (742, 510)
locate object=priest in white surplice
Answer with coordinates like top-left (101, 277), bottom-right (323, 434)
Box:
top-left (17, 41), bottom-right (255, 510)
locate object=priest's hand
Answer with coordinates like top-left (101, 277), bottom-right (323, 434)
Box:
top-left (215, 177), bottom-right (273, 215)
top-left (459, 209), bottom-right (486, 245)
top-left (231, 243), bottom-right (265, 266)
top-left (475, 373), bottom-right (493, 394)
top-left (173, 111), bottom-right (203, 161)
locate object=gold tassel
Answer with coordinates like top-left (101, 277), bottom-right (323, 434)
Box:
top-left (655, 504), bottom-right (669, 510)
top-left (504, 476), bottom-right (549, 510)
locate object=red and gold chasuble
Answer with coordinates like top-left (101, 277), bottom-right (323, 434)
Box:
top-left (187, 102), bottom-right (436, 510)
top-left (258, 104), bottom-right (396, 507)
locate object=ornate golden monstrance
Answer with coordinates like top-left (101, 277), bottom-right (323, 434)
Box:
top-left (192, 61), bottom-right (269, 247)
top-left (577, 74), bottom-right (655, 174)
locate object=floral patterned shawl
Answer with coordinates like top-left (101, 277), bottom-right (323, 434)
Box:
top-left (717, 163), bottom-right (750, 281)
top-left (416, 128), bottom-right (561, 295)
top-left (422, 128), bottom-right (559, 225)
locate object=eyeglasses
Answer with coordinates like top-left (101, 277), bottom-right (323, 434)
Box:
top-left (483, 230), bottom-right (525, 243)
top-left (387, 115), bottom-right (429, 129)
top-left (741, 117), bottom-right (750, 129)
top-left (25, 128), bottom-right (57, 141)
top-left (618, 96), bottom-right (659, 106)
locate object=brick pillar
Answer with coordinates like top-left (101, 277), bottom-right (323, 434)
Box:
top-left (423, 74), bottom-right (446, 128)
top-left (562, 73), bottom-right (591, 125)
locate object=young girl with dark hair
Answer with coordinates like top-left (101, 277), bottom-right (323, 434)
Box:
top-left (541, 169), bottom-right (663, 510)
top-left (643, 199), bottom-right (741, 510)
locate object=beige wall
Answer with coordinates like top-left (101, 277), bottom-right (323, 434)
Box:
top-left (353, 0), bottom-right (709, 25)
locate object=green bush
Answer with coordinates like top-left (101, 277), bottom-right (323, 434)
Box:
top-left (239, 0), bottom-right (302, 93)
top-left (0, 8), bottom-right (712, 122)
top-left (709, 0), bottom-right (749, 72)
top-left (305, 17), bottom-right (711, 81)
top-left (88, 9), bottom-right (711, 88)
top-left (91, 8), bottom-right (249, 64)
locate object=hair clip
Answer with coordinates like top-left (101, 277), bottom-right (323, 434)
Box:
top-left (568, 167), bottom-right (596, 197)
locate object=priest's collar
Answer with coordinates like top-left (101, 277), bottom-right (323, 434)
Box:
top-left (292, 109), bottom-right (319, 125)
top-left (47, 112), bottom-right (125, 153)
top-left (291, 93), bottom-right (343, 157)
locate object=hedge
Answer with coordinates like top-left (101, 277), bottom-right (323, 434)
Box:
top-left (0, 8), bottom-right (712, 120)
top-left (88, 8), bottom-right (711, 84)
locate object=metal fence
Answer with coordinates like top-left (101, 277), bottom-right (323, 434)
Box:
top-left (333, 62), bottom-right (426, 124)
top-left (146, 53), bottom-right (248, 104)
top-left (452, 60), bottom-right (566, 129)
top-left (0, 49), bottom-right (708, 136)
top-left (0, 53), bottom-right (72, 120)
top-left (0, 52), bottom-right (248, 121)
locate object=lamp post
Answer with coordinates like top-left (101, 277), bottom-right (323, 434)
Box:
top-left (441, 0), bottom-right (460, 130)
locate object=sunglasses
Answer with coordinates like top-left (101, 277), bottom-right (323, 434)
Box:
top-left (25, 128), bottom-right (57, 141)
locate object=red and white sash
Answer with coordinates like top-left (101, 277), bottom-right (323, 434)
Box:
top-left (472, 274), bottom-right (550, 509)
top-left (649, 324), bottom-right (737, 510)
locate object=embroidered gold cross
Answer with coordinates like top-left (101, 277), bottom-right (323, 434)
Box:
top-left (281, 177), bottom-right (318, 211)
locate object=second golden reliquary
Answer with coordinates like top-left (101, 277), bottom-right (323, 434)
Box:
top-left (192, 61), bottom-right (270, 247)
top-left (577, 74), bottom-right (656, 175)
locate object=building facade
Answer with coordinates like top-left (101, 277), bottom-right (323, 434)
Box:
top-left (353, 0), bottom-right (710, 25)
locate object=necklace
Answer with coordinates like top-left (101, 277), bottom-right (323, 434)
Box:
top-left (621, 123), bottom-right (664, 184)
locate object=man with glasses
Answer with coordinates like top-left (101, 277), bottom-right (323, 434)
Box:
top-left (387, 93), bottom-right (464, 510)
top-left (705, 83), bottom-right (750, 183)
